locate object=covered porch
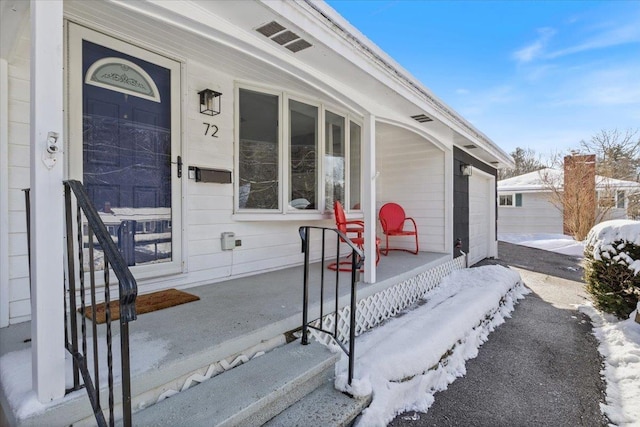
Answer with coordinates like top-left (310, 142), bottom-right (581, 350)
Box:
top-left (0, 250), bottom-right (455, 426)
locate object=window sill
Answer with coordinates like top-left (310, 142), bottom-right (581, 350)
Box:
top-left (232, 212), bottom-right (363, 222)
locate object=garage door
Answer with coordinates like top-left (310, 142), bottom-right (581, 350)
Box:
top-left (468, 172), bottom-right (493, 265)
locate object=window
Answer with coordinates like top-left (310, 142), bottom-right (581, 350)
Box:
top-left (289, 100), bottom-right (318, 210)
top-left (617, 190), bottom-right (626, 209)
top-left (238, 89), bottom-right (279, 209)
top-left (325, 111), bottom-right (345, 210)
top-left (349, 122), bottom-right (362, 209)
top-left (237, 87), bottom-right (362, 214)
top-left (499, 194), bottom-right (512, 206)
top-left (499, 193), bottom-right (522, 207)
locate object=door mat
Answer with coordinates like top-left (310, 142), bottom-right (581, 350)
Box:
top-left (80, 288), bottom-right (200, 324)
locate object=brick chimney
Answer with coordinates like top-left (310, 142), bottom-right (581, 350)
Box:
top-left (563, 154), bottom-right (596, 237)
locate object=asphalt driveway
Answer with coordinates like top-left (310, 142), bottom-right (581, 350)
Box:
top-left (390, 242), bottom-right (608, 426)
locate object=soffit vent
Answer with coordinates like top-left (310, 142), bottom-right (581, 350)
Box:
top-left (272, 30), bottom-right (299, 45)
top-left (464, 144), bottom-right (477, 149)
top-left (255, 21), bottom-right (313, 53)
top-left (411, 114), bottom-right (433, 123)
top-left (256, 21), bottom-right (286, 37)
top-left (286, 39), bottom-right (313, 53)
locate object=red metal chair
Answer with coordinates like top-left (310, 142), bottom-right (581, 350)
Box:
top-left (328, 201), bottom-right (380, 271)
top-left (379, 202), bottom-right (419, 255)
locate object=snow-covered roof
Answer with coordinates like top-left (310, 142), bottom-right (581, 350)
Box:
top-left (498, 168), bottom-right (640, 193)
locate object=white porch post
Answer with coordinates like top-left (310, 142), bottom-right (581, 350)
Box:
top-left (363, 113), bottom-right (376, 283)
top-left (30, 0), bottom-right (66, 402)
top-left (0, 58), bottom-right (9, 328)
top-left (444, 148), bottom-right (454, 255)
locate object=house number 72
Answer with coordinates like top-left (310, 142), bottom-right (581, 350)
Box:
top-left (203, 123), bottom-right (219, 138)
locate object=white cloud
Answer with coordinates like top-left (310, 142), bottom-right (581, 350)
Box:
top-left (513, 27), bottom-right (556, 63)
top-left (548, 20), bottom-right (640, 59)
top-left (455, 88), bottom-right (470, 95)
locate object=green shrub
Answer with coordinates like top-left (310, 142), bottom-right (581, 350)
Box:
top-left (584, 221), bottom-right (640, 319)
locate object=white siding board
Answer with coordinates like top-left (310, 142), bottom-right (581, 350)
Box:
top-left (8, 166), bottom-right (29, 189)
top-left (8, 121), bottom-right (29, 145)
top-left (188, 253), bottom-right (234, 273)
top-left (8, 143), bottom-right (29, 166)
top-left (8, 233), bottom-right (27, 256)
top-left (8, 254), bottom-right (28, 280)
top-left (7, 98), bottom-right (29, 124)
top-left (8, 211), bottom-right (27, 233)
top-left (8, 76), bottom-right (29, 102)
top-left (9, 278), bottom-right (30, 301)
top-left (9, 299), bottom-right (31, 319)
top-left (498, 192), bottom-right (563, 235)
top-left (187, 195), bottom-right (233, 211)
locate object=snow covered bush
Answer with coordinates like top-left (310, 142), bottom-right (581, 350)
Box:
top-left (584, 220), bottom-right (640, 318)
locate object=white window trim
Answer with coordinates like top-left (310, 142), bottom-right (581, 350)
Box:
top-left (233, 84), bottom-right (363, 220)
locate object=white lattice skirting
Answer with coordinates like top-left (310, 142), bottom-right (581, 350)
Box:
top-left (310, 255), bottom-right (467, 345)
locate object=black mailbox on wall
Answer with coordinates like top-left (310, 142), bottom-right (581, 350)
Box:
top-left (190, 167), bottom-right (232, 184)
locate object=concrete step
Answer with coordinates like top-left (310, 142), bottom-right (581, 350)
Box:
top-left (264, 375), bottom-right (372, 427)
top-left (130, 341), bottom-right (342, 427)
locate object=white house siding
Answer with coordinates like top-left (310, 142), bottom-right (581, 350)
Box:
top-left (4, 23), bottom-right (31, 324)
top-left (376, 126), bottom-right (446, 253)
top-left (3, 19), bottom-right (342, 321)
top-left (497, 192), bottom-right (563, 235)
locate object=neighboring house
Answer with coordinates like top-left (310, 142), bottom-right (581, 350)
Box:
top-left (498, 167), bottom-right (640, 235)
top-left (0, 0), bottom-right (513, 424)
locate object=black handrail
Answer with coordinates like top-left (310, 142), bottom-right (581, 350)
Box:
top-left (62, 180), bottom-right (137, 427)
top-left (299, 226), bottom-right (363, 386)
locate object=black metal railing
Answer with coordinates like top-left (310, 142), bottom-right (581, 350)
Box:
top-left (63, 180), bottom-right (137, 427)
top-left (299, 226), bottom-right (363, 386)
top-left (24, 181), bottom-right (137, 426)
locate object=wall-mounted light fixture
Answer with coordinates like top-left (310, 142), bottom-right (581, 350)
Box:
top-left (198, 89), bottom-right (222, 116)
top-left (461, 164), bottom-right (473, 176)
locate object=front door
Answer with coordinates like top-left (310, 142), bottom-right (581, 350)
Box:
top-left (68, 23), bottom-right (182, 278)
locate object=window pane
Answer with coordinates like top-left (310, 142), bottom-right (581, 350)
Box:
top-left (499, 195), bottom-right (513, 206)
top-left (289, 100), bottom-right (318, 210)
top-left (325, 111), bottom-right (345, 210)
top-left (617, 190), bottom-right (625, 209)
top-left (349, 122), bottom-right (362, 210)
top-left (239, 89), bottom-right (279, 209)
top-left (515, 193), bottom-right (522, 207)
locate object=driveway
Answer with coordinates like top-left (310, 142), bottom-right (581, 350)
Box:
top-left (390, 242), bottom-right (608, 426)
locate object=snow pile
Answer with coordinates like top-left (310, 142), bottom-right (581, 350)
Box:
top-left (0, 332), bottom-right (168, 421)
top-left (580, 303), bottom-right (640, 425)
top-left (499, 233), bottom-right (585, 257)
top-left (585, 220), bottom-right (640, 275)
top-left (333, 265), bottom-right (528, 426)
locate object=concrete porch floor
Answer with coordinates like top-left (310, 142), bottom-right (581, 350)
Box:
top-left (0, 251), bottom-right (450, 425)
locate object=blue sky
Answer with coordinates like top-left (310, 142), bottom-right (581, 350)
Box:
top-left (326, 0), bottom-right (640, 160)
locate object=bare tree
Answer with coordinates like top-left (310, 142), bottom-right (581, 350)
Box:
top-left (539, 155), bottom-right (601, 241)
top-left (580, 129), bottom-right (640, 181)
top-left (539, 130), bottom-right (640, 239)
top-left (499, 147), bottom-right (545, 180)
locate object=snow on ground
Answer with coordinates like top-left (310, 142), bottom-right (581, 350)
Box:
top-left (580, 304), bottom-right (640, 426)
top-left (499, 233), bottom-right (585, 257)
top-left (333, 265), bottom-right (529, 426)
